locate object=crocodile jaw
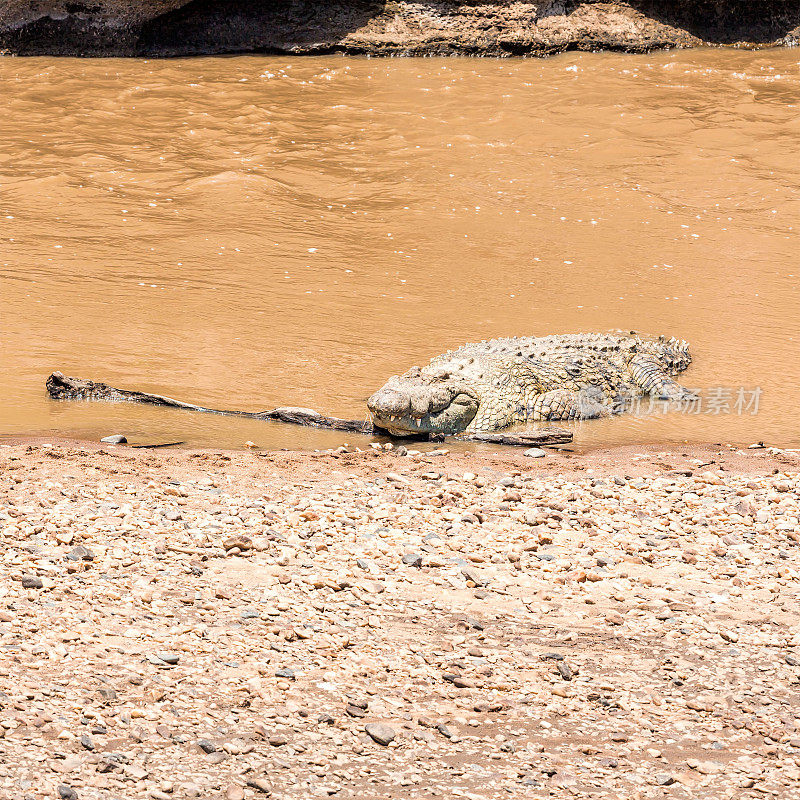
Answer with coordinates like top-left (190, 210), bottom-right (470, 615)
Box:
top-left (367, 373), bottom-right (479, 436)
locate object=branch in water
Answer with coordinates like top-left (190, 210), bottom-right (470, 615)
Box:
top-left (45, 372), bottom-right (573, 447)
top-left (465, 431), bottom-right (573, 447)
top-left (45, 371), bottom-right (371, 433)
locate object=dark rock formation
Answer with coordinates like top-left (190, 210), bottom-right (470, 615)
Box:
top-left (1, 1), bottom-right (799, 57)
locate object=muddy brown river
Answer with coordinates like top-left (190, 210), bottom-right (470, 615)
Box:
top-left (1, 50), bottom-right (799, 450)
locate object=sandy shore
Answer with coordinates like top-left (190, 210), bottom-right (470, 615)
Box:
top-left (1, 439), bottom-right (800, 799)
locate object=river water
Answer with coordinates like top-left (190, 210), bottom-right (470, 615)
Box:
top-left (1, 50), bottom-right (798, 450)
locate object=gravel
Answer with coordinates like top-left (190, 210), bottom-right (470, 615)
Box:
top-left (0, 440), bottom-right (799, 798)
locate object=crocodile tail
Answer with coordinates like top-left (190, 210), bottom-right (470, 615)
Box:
top-left (658, 336), bottom-right (692, 374)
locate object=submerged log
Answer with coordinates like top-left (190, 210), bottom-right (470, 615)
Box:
top-left (45, 371), bottom-right (573, 447)
top-left (466, 431), bottom-right (573, 447)
top-left (45, 371), bottom-right (372, 433)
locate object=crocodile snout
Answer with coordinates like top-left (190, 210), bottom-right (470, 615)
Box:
top-left (367, 388), bottom-right (411, 417)
top-left (367, 368), bottom-right (479, 435)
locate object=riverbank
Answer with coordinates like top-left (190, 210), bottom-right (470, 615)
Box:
top-left (2, 1), bottom-right (800, 57)
top-left (1, 439), bottom-right (799, 798)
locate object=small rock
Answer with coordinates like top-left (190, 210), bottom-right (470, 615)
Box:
top-left (66, 545), bottom-right (95, 561)
top-left (124, 764), bottom-right (149, 780)
top-left (540, 652), bottom-right (564, 661)
top-left (365, 722), bottom-right (396, 746)
top-left (100, 434), bottom-right (127, 444)
top-left (435, 723), bottom-right (455, 739)
top-left (96, 685), bottom-right (117, 702)
top-left (57, 787), bottom-right (78, 800)
top-left (523, 448), bottom-right (547, 458)
top-left (154, 652), bottom-right (180, 665)
top-left (223, 535), bottom-right (253, 552)
top-left (346, 703), bottom-right (367, 718)
top-left (245, 778), bottom-right (272, 795)
top-left (402, 553), bottom-right (423, 567)
top-left (557, 662), bottom-right (573, 681)
top-left (222, 738), bottom-right (249, 755)
top-left (460, 565), bottom-right (488, 586)
top-left (21, 575), bottom-right (43, 589)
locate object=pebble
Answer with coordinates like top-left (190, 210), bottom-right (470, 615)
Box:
top-left (523, 447), bottom-right (547, 458)
top-left (365, 723), bottom-right (396, 746)
top-left (246, 777), bottom-right (273, 794)
top-left (66, 544), bottom-right (95, 561)
top-left (556, 662), bottom-right (573, 681)
top-left (460, 565), bottom-right (487, 586)
top-left (100, 434), bottom-right (127, 444)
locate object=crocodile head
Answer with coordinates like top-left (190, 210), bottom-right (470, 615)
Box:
top-left (367, 366), bottom-right (480, 437)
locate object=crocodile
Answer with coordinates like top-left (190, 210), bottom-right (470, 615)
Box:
top-left (44, 331), bottom-right (692, 447)
top-left (366, 332), bottom-right (694, 437)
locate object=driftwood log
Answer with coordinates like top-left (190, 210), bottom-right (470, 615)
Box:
top-left (45, 371), bottom-right (573, 448)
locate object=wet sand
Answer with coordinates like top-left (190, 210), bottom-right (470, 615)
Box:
top-left (2, 438), bottom-right (799, 799)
